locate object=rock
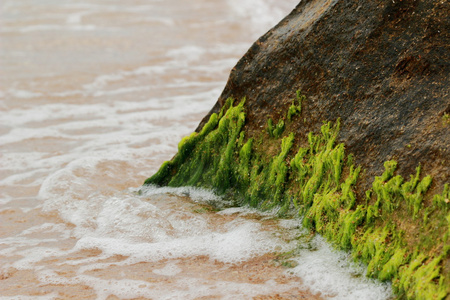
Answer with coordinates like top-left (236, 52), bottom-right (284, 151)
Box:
top-left (146, 0), bottom-right (450, 298)
top-left (198, 0), bottom-right (449, 192)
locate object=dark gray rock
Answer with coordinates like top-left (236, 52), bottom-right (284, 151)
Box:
top-left (197, 0), bottom-right (450, 193)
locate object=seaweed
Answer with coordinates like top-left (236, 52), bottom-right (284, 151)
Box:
top-left (268, 118), bottom-right (285, 138)
top-left (287, 90), bottom-right (304, 122)
top-left (143, 92), bottom-right (450, 299)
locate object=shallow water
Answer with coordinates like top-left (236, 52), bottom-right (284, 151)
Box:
top-left (1, 0), bottom-right (393, 299)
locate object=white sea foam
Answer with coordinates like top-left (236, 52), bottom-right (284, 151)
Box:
top-left (8, 89), bottom-right (42, 99)
top-left (0, 238), bottom-right (59, 256)
top-left (19, 223), bottom-right (70, 237)
top-left (0, 92), bottom-right (213, 149)
top-left (152, 261), bottom-right (182, 276)
top-left (140, 185), bottom-right (222, 203)
top-left (39, 166), bottom-right (286, 262)
top-left (227, 0), bottom-right (298, 37)
top-left (0, 294), bottom-right (59, 300)
top-left (72, 221), bottom-right (287, 264)
top-left (66, 11), bottom-right (92, 25)
top-left (140, 16), bottom-right (176, 26)
top-left (19, 24), bottom-right (98, 33)
top-left (33, 270), bottom-right (302, 300)
top-left (82, 65), bottom-right (170, 92)
top-left (167, 46), bottom-right (206, 63)
top-left (288, 234), bottom-right (393, 299)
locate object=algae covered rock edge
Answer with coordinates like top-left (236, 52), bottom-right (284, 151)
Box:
top-left (144, 0), bottom-right (450, 298)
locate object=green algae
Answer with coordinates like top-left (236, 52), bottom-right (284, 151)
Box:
top-left (442, 113), bottom-right (450, 126)
top-left (267, 118), bottom-right (285, 138)
top-left (287, 90), bottom-right (304, 122)
top-left (144, 95), bottom-right (450, 299)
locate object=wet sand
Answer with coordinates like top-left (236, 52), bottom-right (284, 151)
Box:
top-left (1, 195), bottom-right (323, 299)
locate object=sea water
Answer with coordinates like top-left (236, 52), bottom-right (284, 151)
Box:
top-left (0, 0), bottom-right (393, 299)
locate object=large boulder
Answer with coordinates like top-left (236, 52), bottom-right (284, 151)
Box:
top-left (199, 0), bottom-right (449, 191)
top-left (146, 0), bottom-right (450, 298)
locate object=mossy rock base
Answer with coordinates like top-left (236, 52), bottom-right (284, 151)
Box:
top-left (145, 97), bottom-right (450, 299)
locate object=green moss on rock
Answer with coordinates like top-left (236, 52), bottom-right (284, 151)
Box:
top-left (144, 95), bottom-right (450, 299)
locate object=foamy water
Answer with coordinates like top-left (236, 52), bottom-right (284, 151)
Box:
top-left (0, 0), bottom-right (392, 299)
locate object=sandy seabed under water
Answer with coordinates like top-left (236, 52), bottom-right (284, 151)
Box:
top-left (1, 190), bottom-right (324, 299)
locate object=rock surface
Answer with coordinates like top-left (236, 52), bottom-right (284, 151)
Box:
top-left (198, 0), bottom-right (449, 193)
top-left (146, 0), bottom-right (450, 298)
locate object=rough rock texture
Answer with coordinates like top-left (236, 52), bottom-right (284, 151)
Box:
top-left (198, 0), bottom-right (450, 194)
top-left (146, 0), bottom-right (450, 298)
